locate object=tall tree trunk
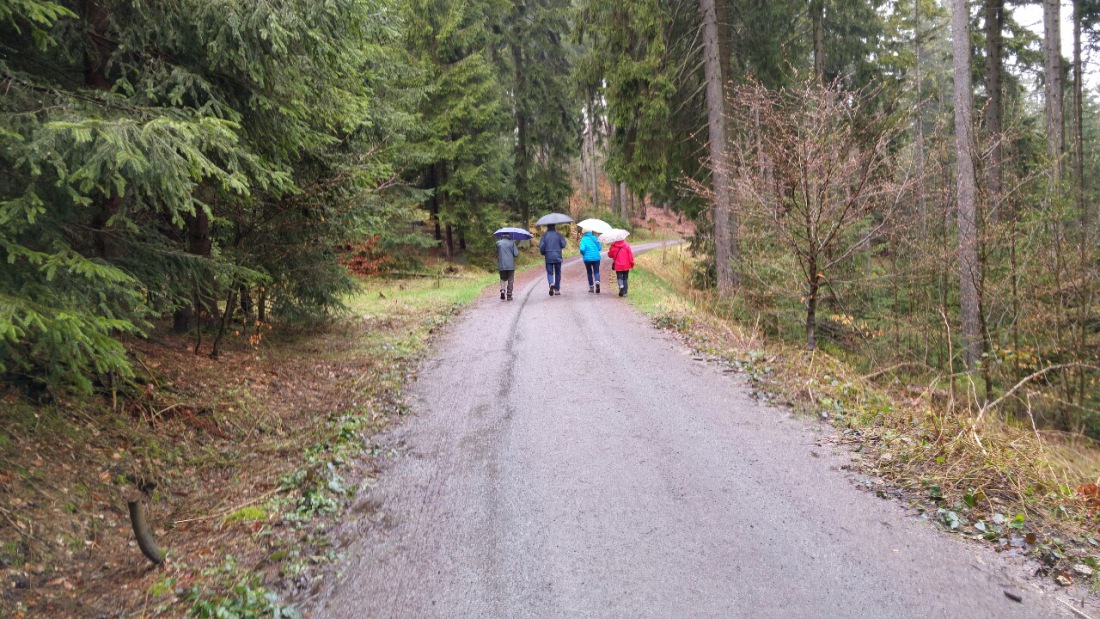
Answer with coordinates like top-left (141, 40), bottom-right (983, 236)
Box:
top-left (511, 41), bottom-right (530, 226)
top-left (619, 182), bottom-right (629, 219)
top-left (953, 0), bottom-right (982, 370)
top-left (1074, 0), bottom-right (1086, 227)
top-left (699, 0), bottom-right (737, 293)
top-left (1044, 0), bottom-right (1064, 182)
top-left (445, 224), bottom-right (455, 261)
top-left (610, 178), bottom-right (620, 213)
top-left (914, 0), bottom-right (926, 231)
top-left (984, 0), bottom-right (1004, 224)
top-left (429, 164), bottom-right (442, 241)
top-left (589, 105), bottom-right (600, 208)
top-left (83, 1), bottom-right (120, 261)
top-left (812, 0), bottom-right (826, 83)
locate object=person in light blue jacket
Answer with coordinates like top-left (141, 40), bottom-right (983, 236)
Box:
top-left (578, 229), bottom-right (603, 293)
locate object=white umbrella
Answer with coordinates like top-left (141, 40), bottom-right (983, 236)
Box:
top-left (598, 228), bottom-right (630, 244)
top-left (577, 218), bottom-right (613, 234)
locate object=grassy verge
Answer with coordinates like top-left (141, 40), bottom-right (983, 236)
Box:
top-left (629, 245), bottom-right (1100, 590)
top-left (0, 270), bottom-right (494, 618)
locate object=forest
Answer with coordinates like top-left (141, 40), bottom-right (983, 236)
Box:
top-left (6, 0), bottom-right (1100, 615)
top-left (2, 1), bottom-right (1099, 436)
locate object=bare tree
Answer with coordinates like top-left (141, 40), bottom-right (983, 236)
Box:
top-left (701, 80), bottom-right (913, 350)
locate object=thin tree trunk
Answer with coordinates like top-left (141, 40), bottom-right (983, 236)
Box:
top-left (953, 0), bottom-right (982, 370)
top-left (445, 224), bottom-right (455, 260)
top-left (512, 40), bottom-right (530, 226)
top-left (1074, 0), bottom-right (1086, 227)
top-left (914, 0), bottom-right (926, 230)
top-left (620, 182), bottom-right (629, 219)
top-left (1044, 0), bottom-right (1064, 182)
top-left (610, 178), bottom-right (620, 213)
top-left (984, 0), bottom-right (1004, 224)
top-left (590, 108), bottom-right (600, 209)
top-left (211, 287), bottom-right (238, 360)
top-left (812, 0), bottom-right (825, 83)
top-left (699, 0), bottom-right (736, 293)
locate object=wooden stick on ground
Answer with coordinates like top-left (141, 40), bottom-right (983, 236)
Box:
top-left (128, 500), bottom-right (164, 565)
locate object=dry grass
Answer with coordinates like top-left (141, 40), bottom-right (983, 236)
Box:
top-left (630, 245), bottom-right (1100, 588)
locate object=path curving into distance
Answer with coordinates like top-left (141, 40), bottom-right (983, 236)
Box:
top-left (316, 241), bottom-right (1073, 618)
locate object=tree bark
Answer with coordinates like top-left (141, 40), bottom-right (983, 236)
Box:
top-left (699, 0), bottom-right (737, 293)
top-left (984, 0), bottom-right (1004, 224)
top-left (620, 182), bottom-right (629, 219)
top-left (1044, 0), bottom-right (1064, 182)
top-left (953, 0), bottom-right (982, 370)
top-left (589, 107), bottom-right (600, 208)
top-left (1073, 0), bottom-right (1087, 227)
top-left (914, 0), bottom-right (926, 230)
top-left (812, 0), bottom-right (826, 83)
top-left (511, 40), bottom-right (531, 226)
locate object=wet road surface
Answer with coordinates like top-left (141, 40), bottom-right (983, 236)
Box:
top-left (318, 242), bottom-right (1070, 618)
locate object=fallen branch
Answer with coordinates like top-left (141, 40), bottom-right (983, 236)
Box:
top-left (979, 363), bottom-right (1100, 418)
top-left (128, 500), bottom-right (164, 565)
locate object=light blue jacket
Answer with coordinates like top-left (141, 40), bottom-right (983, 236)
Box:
top-left (579, 232), bottom-right (602, 262)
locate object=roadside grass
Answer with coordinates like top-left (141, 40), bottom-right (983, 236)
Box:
top-left (0, 270), bottom-right (493, 618)
top-left (629, 245), bottom-right (1100, 589)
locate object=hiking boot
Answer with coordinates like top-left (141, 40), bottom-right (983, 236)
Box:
top-left (507, 295), bottom-right (513, 301)
top-left (589, 286), bottom-right (594, 293)
top-left (595, 282), bottom-right (600, 294)
top-left (618, 289), bottom-right (626, 297)
top-left (501, 290), bottom-right (506, 300)
top-left (549, 286), bottom-right (554, 296)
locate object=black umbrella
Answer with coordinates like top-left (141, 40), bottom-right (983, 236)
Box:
top-left (535, 212), bottom-right (575, 226)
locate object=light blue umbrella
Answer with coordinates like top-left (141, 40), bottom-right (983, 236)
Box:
top-left (494, 227), bottom-right (534, 241)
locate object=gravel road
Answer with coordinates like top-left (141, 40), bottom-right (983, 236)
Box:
top-left (318, 242), bottom-right (1073, 618)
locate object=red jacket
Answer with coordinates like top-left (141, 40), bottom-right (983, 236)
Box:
top-left (608, 240), bottom-right (635, 271)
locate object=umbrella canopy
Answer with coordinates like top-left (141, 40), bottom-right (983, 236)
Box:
top-left (535, 212), bottom-right (575, 226)
top-left (577, 218), bottom-right (613, 234)
top-left (494, 227), bottom-right (534, 241)
top-left (598, 228), bottom-right (630, 244)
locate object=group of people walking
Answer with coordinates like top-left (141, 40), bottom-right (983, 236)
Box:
top-left (494, 224), bottom-right (635, 300)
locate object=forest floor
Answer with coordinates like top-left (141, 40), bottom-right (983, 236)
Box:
top-left (627, 244), bottom-right (1100, 600)
top-left (0, 267), bottom-right (500, 618)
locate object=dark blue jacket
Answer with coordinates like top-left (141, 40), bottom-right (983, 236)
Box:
top-left (539, 229), bottom-right (567, 263)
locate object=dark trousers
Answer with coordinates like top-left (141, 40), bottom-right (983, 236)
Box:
top-left (583, 260), bottom-right (601, 286)
top-left (616, 270), bottom-right (630, 295)
top-left (545, 262), bottom-right (562, 290)
top-left (499, 270), bottom-right (514, 295)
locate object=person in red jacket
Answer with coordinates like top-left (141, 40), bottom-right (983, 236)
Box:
top-left (607, 239), bottom-right (635, 297)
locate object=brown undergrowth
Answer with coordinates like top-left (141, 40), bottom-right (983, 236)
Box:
top-left (630, 245), bottom-right (1100, 591)
top-left (0, 271), bottom-right (493, 617)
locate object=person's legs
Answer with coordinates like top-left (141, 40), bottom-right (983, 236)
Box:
top-left (617, 271), bottom-right (626, 296)
top-left (505, 270), bottom-right (514, 298)
top-left (552, 262), bottom-right (562, 291)
top-left (584, 261), bottom-right (595, 288)
top-left (499, 270), bottom-right (508, 300)
top-left (622, 270), bottom-right (629, 296)
top-left (594, 260), bottom-right (600, 293)
top-left (545, 263), bottom-right (555, 295)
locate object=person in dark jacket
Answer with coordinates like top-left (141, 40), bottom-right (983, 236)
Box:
top-left (539, 224), bottom-right (567, 296)
top-left (608, 239), bottom-right (635, 297)
top-left (496, 236), bottom-right (519, 301)
top-left (578, 229), bottom-right (603, 293)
